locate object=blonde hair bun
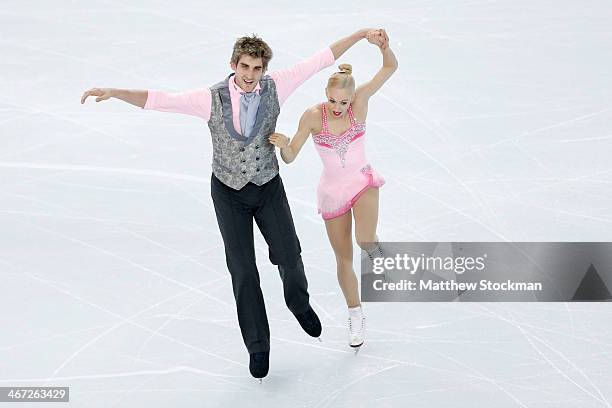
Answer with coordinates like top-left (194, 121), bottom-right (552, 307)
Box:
top-left (338, 63), bottom-right (353, 75)
top-left (327, 63), bottom-right (356, 92)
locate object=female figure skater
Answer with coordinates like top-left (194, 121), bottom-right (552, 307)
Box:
top-left (269, 29), bottom-right (397, 349)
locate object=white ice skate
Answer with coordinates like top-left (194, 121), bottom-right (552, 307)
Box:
top-left (362, 241), bottom-right (389, 281)
top-left (348, 307), bottom-right (365, 351)
top-left (362, 239), bottom-right (385, 261)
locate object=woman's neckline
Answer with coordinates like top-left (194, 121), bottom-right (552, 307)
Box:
top-left (316, 103), bottom-right (365, 137)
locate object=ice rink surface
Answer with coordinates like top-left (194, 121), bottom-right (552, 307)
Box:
top-left (1, 1), bottom-right (612, 406)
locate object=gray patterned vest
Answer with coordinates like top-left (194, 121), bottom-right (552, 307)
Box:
top-left (207, 74), bottom-right (281, 190)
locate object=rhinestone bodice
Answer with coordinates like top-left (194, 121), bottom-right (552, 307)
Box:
top-left (312, 104), bottom-right (366, 168)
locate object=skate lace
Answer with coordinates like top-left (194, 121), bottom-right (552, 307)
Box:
top-left (366, 242), bottom-right (385, 262)
top-left (348, 315), bottom-right (365, 335)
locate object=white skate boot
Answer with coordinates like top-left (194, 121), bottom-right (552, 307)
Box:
top-left (362, 240), bottom-right (389, 281)
top-left (361, 240), bottom-right (385, 262)
top-left (348, 306), bottom-right (365, 351)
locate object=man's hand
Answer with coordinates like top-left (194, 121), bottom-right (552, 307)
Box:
top-left (366, 29), bottom-right (389, 50)
top-left (81, 88), bottom-right (114, 104)
top-left (268, 133), bottom-right (290, 149)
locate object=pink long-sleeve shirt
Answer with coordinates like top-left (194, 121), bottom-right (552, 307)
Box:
top-left (143, 47), bottom-right (335, 134)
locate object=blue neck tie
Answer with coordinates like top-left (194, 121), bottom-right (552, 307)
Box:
top-left (239, 91), bottom-right (260, 138)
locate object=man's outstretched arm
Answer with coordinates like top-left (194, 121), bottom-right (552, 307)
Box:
top-left (81, 87), bottom-right (212, 120)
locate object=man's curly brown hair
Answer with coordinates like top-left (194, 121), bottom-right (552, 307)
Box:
top-left (231, 34), bottom-right (273, 71)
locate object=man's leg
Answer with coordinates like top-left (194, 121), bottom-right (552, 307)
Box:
top-left (211, 174), bottom-right (270, 353)
top-left (253, 175), bottom-right (310, 315)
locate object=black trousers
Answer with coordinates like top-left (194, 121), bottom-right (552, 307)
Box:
top-left (210, 173), bottom-right (310, 353)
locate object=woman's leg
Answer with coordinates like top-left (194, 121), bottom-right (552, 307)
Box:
top-left (324, 210), bottom-right (360, 308)
top-left (353, 187), bottom-right (380, 255)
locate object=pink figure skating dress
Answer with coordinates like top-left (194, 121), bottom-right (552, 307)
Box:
top-left (312, 103), bottom-right (385, 220)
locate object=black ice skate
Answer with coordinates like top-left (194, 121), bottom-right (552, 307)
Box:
top-left (249, 351), bottom-right (269, 381)
top-left (294, 305), bottom-right (322, 340)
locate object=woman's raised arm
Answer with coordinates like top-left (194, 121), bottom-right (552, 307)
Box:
top-left (355, 30), bottom-right (398, 102)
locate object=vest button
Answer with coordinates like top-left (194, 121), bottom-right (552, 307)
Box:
top-left (241, 159), bottom-right (246, 163)
top-left (255, 157), bottom-right (259, 161)
top-left (256, 168), bottom-right (260, 172)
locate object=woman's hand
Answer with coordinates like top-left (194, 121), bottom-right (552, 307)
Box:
top-left (81, 88), bottom-right (114, 104)
top-left (268, 133), bottom-right (290, 149)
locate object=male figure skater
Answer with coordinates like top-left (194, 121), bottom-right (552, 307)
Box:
top-left (81, 28), bottom-right (388, 379)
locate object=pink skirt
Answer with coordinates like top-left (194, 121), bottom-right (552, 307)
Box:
top-left (317, 164), bottom-right (385, 220)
